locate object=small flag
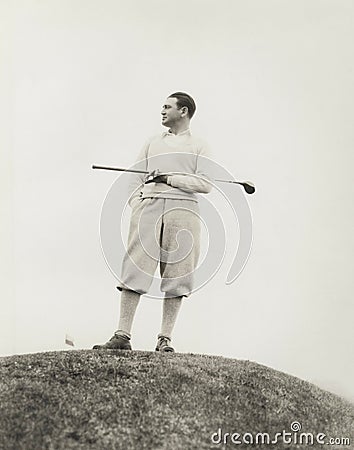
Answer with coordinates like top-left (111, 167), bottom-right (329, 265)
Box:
top-left (65, 334), bottom-right (74, 347)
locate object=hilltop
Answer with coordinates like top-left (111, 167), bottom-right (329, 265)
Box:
top-left (0, 350), bottom-right (353, 449)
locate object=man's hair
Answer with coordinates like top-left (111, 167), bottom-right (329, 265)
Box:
top-left (168, 92), bottom-right (196, 119)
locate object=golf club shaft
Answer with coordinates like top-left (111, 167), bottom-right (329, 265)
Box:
top-left (92, 164), bottom-right (255, 194)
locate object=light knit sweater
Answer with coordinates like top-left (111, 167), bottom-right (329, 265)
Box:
top-left (128, 129), bottom-right (213, 207)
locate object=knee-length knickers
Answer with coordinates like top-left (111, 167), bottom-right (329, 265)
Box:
top-left (117, 197), bottom-right (201, 297)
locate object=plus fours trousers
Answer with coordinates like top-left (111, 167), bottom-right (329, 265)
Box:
top-left (117, 197), bottom-right (201, 297)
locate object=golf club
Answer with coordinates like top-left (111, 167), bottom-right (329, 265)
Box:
top-left (92, 164), bottom-right (256, 195)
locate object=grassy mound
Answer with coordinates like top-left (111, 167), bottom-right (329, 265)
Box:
top-left (0, 350), bottom-right (353, 449)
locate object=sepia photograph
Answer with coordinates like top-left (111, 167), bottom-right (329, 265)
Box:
top-left (1, 1), bottom-right (353, 448)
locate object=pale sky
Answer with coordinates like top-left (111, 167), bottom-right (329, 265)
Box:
top-left (1, 0), bottom-right (353, 401)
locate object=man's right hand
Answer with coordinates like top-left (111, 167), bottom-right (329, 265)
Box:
top-left (145, 169), bottom-right (169, 184)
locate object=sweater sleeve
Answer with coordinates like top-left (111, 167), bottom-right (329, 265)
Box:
top-left (127, 140), bottom-right (150, 208)
top-left (167, 140), bottom-right (213, 194)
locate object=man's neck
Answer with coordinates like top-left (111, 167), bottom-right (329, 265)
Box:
top-left (168, 120), bottom-right (190, 135)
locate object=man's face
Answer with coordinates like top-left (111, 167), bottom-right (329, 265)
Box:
top-left (161, 97), bottom-right (182, 128)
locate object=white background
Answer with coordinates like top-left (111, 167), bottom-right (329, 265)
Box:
top-left (1, 0), bottom-right (353, 401)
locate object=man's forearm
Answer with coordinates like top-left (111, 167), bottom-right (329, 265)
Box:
top-left (167, 173), bottom-right (212, 194)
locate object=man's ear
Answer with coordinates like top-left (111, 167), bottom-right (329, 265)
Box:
top-left (180, 106), bottom-right (188, 117)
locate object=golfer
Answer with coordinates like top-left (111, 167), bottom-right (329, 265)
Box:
top-left (93, 92), bottom-right (213, 352)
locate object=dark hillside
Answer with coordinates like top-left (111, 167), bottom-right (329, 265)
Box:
top-left (0, 350), bottom-right (353, 449)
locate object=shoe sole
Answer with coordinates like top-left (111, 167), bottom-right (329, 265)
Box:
top-left (155, 347), bottom-right (175, 352)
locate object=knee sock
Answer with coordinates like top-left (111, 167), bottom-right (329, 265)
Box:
top-left (117, 289), bottom-right (141, 339)
top-left (159, 296), bottom-right (183, 340)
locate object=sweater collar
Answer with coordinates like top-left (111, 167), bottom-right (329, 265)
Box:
top-left (164, 128), bottom-right (191, 137)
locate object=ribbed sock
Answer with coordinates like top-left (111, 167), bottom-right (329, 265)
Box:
top-left (116, 289), bottom-right (141, 339)
top-left (159, 296), bottom-right (183, 339)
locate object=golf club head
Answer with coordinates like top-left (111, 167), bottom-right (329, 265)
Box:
top-left (243, 182), bottom-right (255, 194)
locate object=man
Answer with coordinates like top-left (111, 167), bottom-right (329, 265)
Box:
top-left (93, 92), bottom-right (213, 352)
